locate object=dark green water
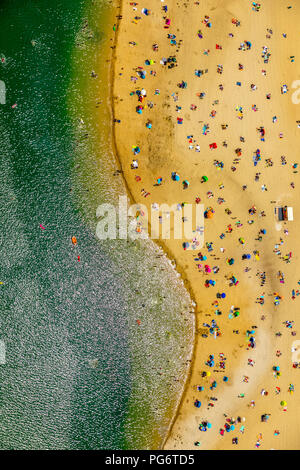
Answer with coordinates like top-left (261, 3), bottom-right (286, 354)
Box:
top-left (0, 0), bottom-right (194, 449)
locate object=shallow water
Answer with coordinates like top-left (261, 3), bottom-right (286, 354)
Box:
top-left (0, 0), bottom-right (194, 449)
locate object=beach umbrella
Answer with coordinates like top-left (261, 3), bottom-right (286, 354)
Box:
top-left (206, 210), bottom-right (214, 219)
top-left (221, 292), bottom-right (226, 298)
top-left (223, 376), bottom-right (229, 382)
top-left (206, 371), bottom-right (211, 377)
top-left (202, 175), bottom-right (208, 182)
top-left (230, 425), bottom-right (235, 431)
top-left (172, 172), bottom-right (180, 181)
top-left (280, 400), bottom-right (287, 406)
top-left (207, 422), bottom-right (212, 429)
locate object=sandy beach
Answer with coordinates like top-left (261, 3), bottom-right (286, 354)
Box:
top-left (113, 0), bottom-right (300, 449)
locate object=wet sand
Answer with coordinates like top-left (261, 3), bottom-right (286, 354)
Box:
top-left (113, 0), bottom-right (300, 449)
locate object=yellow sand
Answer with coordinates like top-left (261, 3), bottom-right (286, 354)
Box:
top-left (113, 0), bottom-right (300, 449)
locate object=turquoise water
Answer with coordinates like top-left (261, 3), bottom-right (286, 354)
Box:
top-left (0, 0), bottom-right (194, 449)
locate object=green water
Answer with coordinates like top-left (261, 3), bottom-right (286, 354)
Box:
top-left (0, 0), bottom-right (194, 449)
